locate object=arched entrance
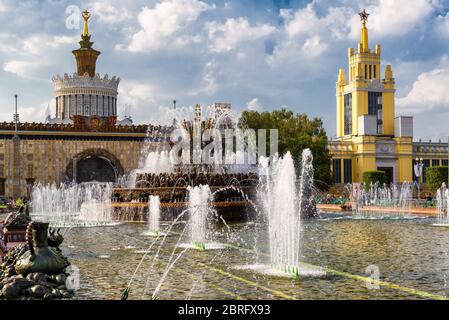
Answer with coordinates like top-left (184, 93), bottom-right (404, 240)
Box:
top-left (76, 156), bottom-right (117, 183)
top-left (66, 149), bottom-right (124, 183)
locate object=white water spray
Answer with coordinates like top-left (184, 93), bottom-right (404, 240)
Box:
top-left (30, 182), bottom-right (114, 227)
top-left (188, 185), bottom-right (212, 249)
top-left (148, 195), bottom-right (161, 235)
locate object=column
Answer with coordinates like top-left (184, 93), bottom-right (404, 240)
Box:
top-left (56, 97), bottom-right (59, 119)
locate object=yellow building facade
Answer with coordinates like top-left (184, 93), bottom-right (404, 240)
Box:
top-left (329, 11), bottom-right (448, 185)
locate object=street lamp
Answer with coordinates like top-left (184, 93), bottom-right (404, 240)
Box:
top-left (13, 94), bottom-right (19, 138)
top-left (414, 157), bottom-right (424, 199)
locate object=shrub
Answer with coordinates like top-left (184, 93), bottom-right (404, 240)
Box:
top-left (425, 166), bottom-right (448, 193)
top-left (362, 171), bottom-right (386, 190)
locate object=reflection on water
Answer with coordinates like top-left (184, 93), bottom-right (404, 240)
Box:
top-left (60, 213), bottom-right (449, 300)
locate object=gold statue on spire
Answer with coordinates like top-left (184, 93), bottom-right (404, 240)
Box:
top-left (82, 10), bottom-right (91, 37)
top-left (73, 9), bottom-right (100, 77)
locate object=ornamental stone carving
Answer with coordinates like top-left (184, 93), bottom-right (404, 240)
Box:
top-left (52, 73), bottom-right (120, 92)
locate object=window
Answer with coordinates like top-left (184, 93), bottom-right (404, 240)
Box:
top-left (343, 159), bottom-right (352, 183)
top-left (432, 159), bottom-right (440, 167)
top-left (333, 159), bottom-right (342, 184)
top-left (368, 92), bottom-right (383, 134)
top-left (344, 93), bottom-right (352, 135)
top-left (443, 159), bottom-right (448, 166)
top-left (0, 165), bottom-right (3, 177)
top-left (369, 65), bottom-right (372, 79)
top-left (0, 180), bottom-right (4, 196)
top-left (373, 65), bottom-right (376, 78)
top-left (365, 64), bottom-right (368, 79)
top-left (28, 165), bottom-right (33, 178)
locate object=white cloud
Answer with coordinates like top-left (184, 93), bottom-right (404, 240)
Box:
top-left (397, 65), bottom-right (449, 112)
top-left (348, 0), bottom-right (434, 39)
top-left (246, 97), bottom-right (262, 111)
top-left (22, 35), bottom-right (76, 55)
top-left (123, 0), bottom-right (213, 52)
top-left (2, 34), bottom-right (75, 78)
top-left (302, 36), bottom-right (328, 57)
top-left (436, 11), bottom-right (449, 37)
top-left (269, 4), bottom-right (353, 64)
top-left (0, 100), bottom-right (51, 123)
top-left (282, 4), bottom-right (354, 40)
top-left (0, 2), bottom-right (5, 13)
top-left (3, 60), bottom-right (50, 79)
top-left (0, 33), bottom-right (17, 53)
top-left (206, 17), bottom-right (276, 53)
top-left (119, 82), bottom-right (156, 107)
top-left (189, 60), bottom-right (218, 96)
top-left (282, 4), bottom-right (320, 38)
top-left (90, 1), bottom-right (132, 24)
top-left (270, 0), bottom-right (435, 66)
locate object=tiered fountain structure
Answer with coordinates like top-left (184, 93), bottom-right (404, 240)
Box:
top-left (112, 104), bottom-right (259, 223)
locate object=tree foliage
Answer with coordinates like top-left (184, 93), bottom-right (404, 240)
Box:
top-left (362, 171), bottom-right (387, 190)
top-left (239, 108), bottom-right (331, 190)
top-left (425, 166), bottom-right (448, 193)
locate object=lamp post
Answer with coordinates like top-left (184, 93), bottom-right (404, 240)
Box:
top-left (414, 157), bottom-right (424, 200)
top-left (13, 94), bottom-right (19, 138)
top-left (12, 94), bottom-right (21, 199)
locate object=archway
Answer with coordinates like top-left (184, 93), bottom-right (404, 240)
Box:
top-left (66, 148), bottom-right (124, 183)
top-left (76, 156), bottom-right (117, 183)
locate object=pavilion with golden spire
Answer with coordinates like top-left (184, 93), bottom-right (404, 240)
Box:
top-left (328, 10), bottom-right (415, 185)
top-left (51, 10), bottom-right (120, 122)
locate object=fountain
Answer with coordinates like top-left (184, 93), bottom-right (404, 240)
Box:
top-left (136, 151), bottom-right (175, 175)
top-left (112, 104), bottom-right (261, 222)
top-left (30, 182), bottom-right (116, 227)
top-left (188, 185), bottom-right (211, 250)
top-left (263, 152), bottom-right (300, 275)
top-left (236, 149), bottom-right (323, 278)
top-left (435, 183), bottom-right (449, 226)
top-left (348, 181), bottom-right (419, 219)
top-left (144, 195), bottom-right (162, 236)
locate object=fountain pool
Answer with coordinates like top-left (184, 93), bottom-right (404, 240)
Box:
top-left (60, 213), bottom-right (449, 300)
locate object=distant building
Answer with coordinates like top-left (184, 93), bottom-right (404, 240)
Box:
top-left (329, 10), bottom-right (448, 185)
top-left (0, 11), bottom-right (169, 198)
top-left (0, 10), bottom-right (235, 198)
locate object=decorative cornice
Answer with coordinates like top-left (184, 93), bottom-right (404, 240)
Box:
top-left (52, 73), bottom-right (120, 92)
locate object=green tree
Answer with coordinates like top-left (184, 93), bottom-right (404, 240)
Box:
top-left (362, 171), bottom-right (387, 190)
top-left (239, 108), bottom-right (331, 190)
top-left (425, 166), bottom-right (448, 193)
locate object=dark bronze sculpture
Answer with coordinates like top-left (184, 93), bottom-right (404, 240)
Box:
top-left (0, 221), bottom-right (73, 300)
top-left (15, 222), bottom-right (69, 275)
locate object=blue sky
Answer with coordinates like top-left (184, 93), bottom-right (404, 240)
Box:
top-left (0, 0), bottom-right (449, 140)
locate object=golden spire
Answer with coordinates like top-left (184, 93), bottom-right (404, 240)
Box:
top-left (73, 9), bottom-right (100, 77)
top-left (359, 9), bottom-right (369, 53)
top-left (82, 10), bottom-right (91, 37)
